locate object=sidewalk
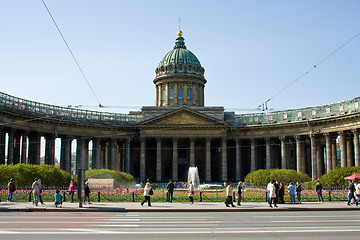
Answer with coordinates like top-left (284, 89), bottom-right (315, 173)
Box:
top-left (1, 201), bottom-right (359, 212)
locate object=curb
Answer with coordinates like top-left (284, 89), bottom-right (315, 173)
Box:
top-left (1, 207), bottom-right (359, 212)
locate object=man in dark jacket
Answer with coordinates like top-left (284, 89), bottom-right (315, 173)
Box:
top-left (166, 179), bottom-right (175, 203)
top-left (347, 180), bottom-right (356, 206)
top-left (7, 178), bottom-right (16, 202)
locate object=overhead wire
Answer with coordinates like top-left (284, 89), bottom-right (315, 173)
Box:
top-left (41, 0), bottom-right (103, 108)
top-left (258, 31), bottom-right (360, 111)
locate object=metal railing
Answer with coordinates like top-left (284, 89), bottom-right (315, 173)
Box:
top-left (1, 90), bottom-right (359, 127)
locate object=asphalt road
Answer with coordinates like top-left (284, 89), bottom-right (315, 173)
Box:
top-left (0, 210), bottom-right (359, 240)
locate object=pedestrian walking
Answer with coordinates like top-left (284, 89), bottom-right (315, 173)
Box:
top-left (236, 181), bottom-right (243, 206)
top-left (68, 179), bottom-right (76, 203)
top-left (274, 181), bottom-right (279, 205)
top-left (315, 180), bottom-right (324, 202)
top-left (268, 180), bottom-right (278, 208)
top-left (278, 182), bottom-right (285, 204)
top-left (188, 180), bottom-right (194, 205)
top-left (296, 181), bottom-right (302, 204)
top-left (84, 181), bottom-right (91, 204)
top-left (141, 182), bottom-right (152, 207)
top-left (166, 179), bottom-right (174, 203)
top-left (38, 179), bottom-right (44, 205)
top-left (54, 189), bottom-right (63, 208)
top-left (355, 181), bottom-right (360, 207)
top-left (347, 179), bottom-right (356, 206)
top-left (32, 177), bottom-right (41, 206)
top-left (225, 182), bottom-right (235, 207)
top-left (7, 178), bottom-right (16, 202)
top-left (288, 182), bottom-right (295, 204)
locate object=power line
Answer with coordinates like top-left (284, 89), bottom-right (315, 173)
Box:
top-left (258, 31), bottom-right (360, 111)
top-left (41, 0), bottom-right (103, 108)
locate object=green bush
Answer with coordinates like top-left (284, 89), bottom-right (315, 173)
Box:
top-left (244, 169), bottom-right (311, 186)
top-left (0, 164), bottom-right (71, 187)
top-left (319, 166), bottom-right (360, 186)
top-left (84, 169), bottom-right (135, 187)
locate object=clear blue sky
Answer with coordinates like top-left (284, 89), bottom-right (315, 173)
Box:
top-left (1, 0), bottom-right (360, 113)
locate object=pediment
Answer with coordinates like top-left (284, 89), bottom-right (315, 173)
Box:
top-left (138, 107), bottom-right (228, 126)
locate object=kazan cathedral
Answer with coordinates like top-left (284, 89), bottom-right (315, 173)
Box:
top-left (1, 31), bottom-right (360, 183)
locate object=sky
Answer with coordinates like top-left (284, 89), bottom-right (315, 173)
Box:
top-left (1, 0), bottom-right (360, 114)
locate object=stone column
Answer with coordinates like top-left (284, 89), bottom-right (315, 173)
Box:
top-left (60, 136), bottom-right (72, 174)
top-left (45, 134), bottom-right (56, 165)
top-left (221, 137), bottom-right (227, 181)
top-left (156, 137), bottom-right (162, 182)
top-left (140, 137), bottom-right (146, 181)
top-left (280, 136), bottom-right (287, 169)
top-left (205, 137), bottom-right (211, 182)
top-left (0, 128), bottom-right (5, 164)
top-left (353, 129), bottom-right (360, 167)
top-left (29, 132), bottom-right (41, 165)
top-left (7, 128), bottom-right (14, 164)
top-left (13, 132), bottom-right (21, 164)
top-left (125, 137), bottom-right (131, 174)
top-left (265, 137), bottom-right (272, 169)
top-left (324, 133), bottom-right (332, 173)
top-left (331, 136), bottom-right (338, 170)
top-left (189, 137), bottom-right (195, 167)
top-left (316, 144), bottom-right (324, 178)
top-left (310, 134), bottom-right (317, 180)
top-left (21, 132), bottom-right (28, 164)
top-left (295, 135), bottom-right (303, 173)
top-left (76, 138), bottom-right (86, 171)
top-left (108, 138), bottom-right (116, 170)
top-left (84, 139), bottom-right (90, 170)
top-left (250, 138), bottom-right (256, 172)
top-left (346, 133), bottom-right (354, 167)
top-left (236, 139), bottom-right (242, 181)
top-left (339, 131), bottom-right (347, 167)
top-left (92, 138), bottom-right (101, 169)
top-left (172, 137), bottom-right (178, 181)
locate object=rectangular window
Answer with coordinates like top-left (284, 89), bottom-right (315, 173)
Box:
top-left (195, 89), bottom-right (199, 101)
top-left (187, 88), bottom-right (192, 100)
top-left (169, 88), bottom-right (174, 100)
top-left (162, 89), bottom-right (166, 101)
top-left (178, 87), bottom-right (183, 99)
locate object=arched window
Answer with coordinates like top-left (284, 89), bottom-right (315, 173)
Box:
top-left (178, 88), bottom-right (183, 99)
top-left (187, 88), bottom-right (192, 100)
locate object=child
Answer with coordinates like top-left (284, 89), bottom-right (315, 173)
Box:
top-left (54, 189), bottom-right (63, 208)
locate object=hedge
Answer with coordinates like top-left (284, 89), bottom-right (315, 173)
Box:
top-left (319, 166), bottom-right (360, 186)
top-left (0, 164), bottom-right (71, 187)
top-left (244, 169), bottom-right (311, 186)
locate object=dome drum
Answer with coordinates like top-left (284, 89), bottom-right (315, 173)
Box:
top-left (154, 33), bottom-right (206, 107)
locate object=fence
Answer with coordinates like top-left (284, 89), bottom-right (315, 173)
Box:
top-left (0, 185), bottom-right (351, 203)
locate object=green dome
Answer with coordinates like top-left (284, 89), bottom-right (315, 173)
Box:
top-left (159, 36), bottom-right (202, 68)
top-left (155, 34), bottom-right (205, 77)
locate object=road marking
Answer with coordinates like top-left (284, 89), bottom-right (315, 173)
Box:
top-left (1, 229), bottom-right (360, 234)
top-left (271, 220), bottom-right (360, 223)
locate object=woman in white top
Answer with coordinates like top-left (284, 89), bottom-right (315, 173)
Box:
top-left (141, 182), bottom-right (152, 207)
top-left (188, 181), bottom-right (194, 204)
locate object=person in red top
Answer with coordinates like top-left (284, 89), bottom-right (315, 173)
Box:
top-left (68, 180), bottom-right (76, 203)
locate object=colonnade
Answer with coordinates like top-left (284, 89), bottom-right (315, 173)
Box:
top-left (0, 127), bottom-right (128, 176)
top-left (1, 126), bottom-right (360, 181)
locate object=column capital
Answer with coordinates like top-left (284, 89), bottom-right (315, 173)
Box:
top-left (172, 137), bottom-right (179, 143)
top-left (140, 136), bottom-right (146, 142)
top-left (156, 136), bottom-right (162, 142)
top-left (189, 137), bottom-right (196, 143)
top-left (294, 135), bottom-right (302, 141)
top-left (352, 129), bottom-right (359, 135)
top-left (250, 138), bottom-right (256, 144)
top-left (279, 136), bottom-right (286, 141)
top-left (205, 137), bottom-right (212, 142)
